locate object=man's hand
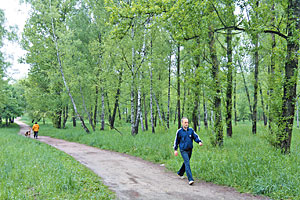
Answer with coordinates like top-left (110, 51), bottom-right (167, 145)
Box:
top-left (199, 142), bottom-right (203, 146)
top-left (174, 151), bottom-right (178, 156)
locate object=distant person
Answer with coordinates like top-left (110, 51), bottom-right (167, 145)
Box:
top-left (32, 122), bottom-right (40, 139)
top-left (173, 117), bottom-right (203, 185)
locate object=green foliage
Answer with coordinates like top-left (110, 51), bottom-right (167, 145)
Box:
top-left (0, 124), bottom-right (114, 199)
top-left (30, 117), bottom-right (300, 200)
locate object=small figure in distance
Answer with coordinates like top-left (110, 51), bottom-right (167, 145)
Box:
top-left (32, 122), bottom-right (40, 139)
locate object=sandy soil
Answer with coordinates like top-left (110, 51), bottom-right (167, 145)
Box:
top-left (15, 118), bottom-right (268, 200)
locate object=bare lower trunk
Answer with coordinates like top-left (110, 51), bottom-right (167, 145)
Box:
top-left (110, 71), bottom-right (122, 128)
top-left (210, 110), bottom-right (214, 129)
top-left (192, 98), bottom-right (198, 131)
top-left (134, 87), bottom-right (142, 133)
top-left (297, 99), bottom-right (299, 128)
top-left (62, 105), bottom-right (68, 129)
top-left (94, 85), bottom-right (99, 128)
top-left (153, 92), bottom-right (164, 128)
top-left (72, 109), bottom-right (76, 127)
top-left (101, 88), bottom-right (105, 130)
top-left (139, 90), bottom-right (144, 132)
top-left (259, 82), bottom-right (267, 126)
top-left (238, 59), bottom-right (253, 115)
top-left (144, 94), bottom-right (148, 131)
top-left (80, 80), bottom-right (95, 131)
top-left (198, 100), bottom-right (201, 131)
top-left (203, 91), bottom-right (208, 129)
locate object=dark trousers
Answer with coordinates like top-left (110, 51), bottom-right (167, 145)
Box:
top-left (177, 149), bottom-right (194, 181)
top-left (34, 131), bottom-right (38, 138)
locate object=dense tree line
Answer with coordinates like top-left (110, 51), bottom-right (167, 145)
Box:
top-left (18, 0), bottom-right (300, 154)
top-left (0, 9), bottom-right (24, 126)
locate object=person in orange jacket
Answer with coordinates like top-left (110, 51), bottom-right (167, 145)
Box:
top-left (32, 122), bottom-right (40, 139)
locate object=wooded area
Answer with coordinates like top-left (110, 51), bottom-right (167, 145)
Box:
top-left (1, 0), bottom-right (300, 154)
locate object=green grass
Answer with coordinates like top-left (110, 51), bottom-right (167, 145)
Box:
top-left (0, 123), bottom-right (114, 199)
top-left (21, 116), bottom-right (300, 199)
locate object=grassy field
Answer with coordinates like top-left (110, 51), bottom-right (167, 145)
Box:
top-left (22, 117), bottom-right (300, 200)
top-left (0, 123), bottom-right (114, 199)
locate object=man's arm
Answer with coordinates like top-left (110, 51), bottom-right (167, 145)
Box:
top-left (192, 130), bottom-right (202, 144)
top-left (173, 129), bottom-right (180, 151)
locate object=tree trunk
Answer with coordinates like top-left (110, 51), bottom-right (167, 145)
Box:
top-left (297, 99), bottom-right (299, 128)
top-left (252, 33), bottom-right (259, 135)
top-left (62, 105), bottom-right (68, 129)
top-left (192, 97), bottom-right (199, 131)
top-left (101, 88), bottom-right (105, 131)
top-left (210, 110), bottom-right (214, 129)
top-left (94, 84), bottom-right (99, 128)
top-left (139, 92), bottom-right (144, 132)
top-left (203, 90), bottom-right (208, 129)
top-left (104, 92), bottom-right (112, 124)
top-left (72, 109), bottom-right (76, 127)
top-left (130, 24), bottom-right (138, 136)
top-left (110, 71), bottom-right (122, 128)
top-left (226, 28), bottom-right (233, 137)
top-left (277, 0), bottom-right (300, 154)
top-left (150, 39), bottom-right (155, 133)
top-left (268, 3), bottom-right (276, 133)
top-left (177, 44), bottom-right (181, 129)
top-left (143, 93), bottom-right (148, 131)
top-left (80, 79), bottom-right (95, 131)
top-left (153, 92), bottom-right (164, 128)
top-left (134, 87), bottom-right (142, 133)
top-left (209, 27), bottom-right (223, 146)
top-left (198, 99), bottom-right (201, 131)
top-left (238, 59), bottom-right (253, 114)
top-left (259, 82), bottom-right (267, 126)
top-left (167, 51), bottom-right (171, 129)
top-left (182, 82), bottom-right (186, 119)
top-left (53, 107), bottom-right (62, 129)
top-left (233, 68), bottom-right (237, 125)
top-left (50, 6), bottom-right (89, 133)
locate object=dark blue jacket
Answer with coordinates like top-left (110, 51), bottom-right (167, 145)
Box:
top-left (173, 127), bottom-right (202, 151)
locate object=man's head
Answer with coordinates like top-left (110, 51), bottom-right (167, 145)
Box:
top-left (35, 122), bottom-right (37, 124)
top-left (181, 117), bottom-right (188, 130)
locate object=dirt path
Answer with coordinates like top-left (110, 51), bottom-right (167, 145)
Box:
top-left (15, 118), bottom-right (268, 200)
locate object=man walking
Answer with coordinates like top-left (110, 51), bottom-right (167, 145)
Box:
top-left (32, 122), bottom-right (40, 139)
top-left (173, 117), bottom-right (203, 185)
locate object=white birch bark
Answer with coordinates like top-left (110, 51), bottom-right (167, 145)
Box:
top-left (50, 0), bottom-right (89, 133)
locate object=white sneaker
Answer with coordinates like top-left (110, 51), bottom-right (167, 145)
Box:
top-left (178, 174), bottom-right (185, 179)
top-left (189, 181), bottom-right (194, 185)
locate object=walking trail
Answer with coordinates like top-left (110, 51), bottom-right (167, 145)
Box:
top-left (15, 118), bottom-right (268, 200)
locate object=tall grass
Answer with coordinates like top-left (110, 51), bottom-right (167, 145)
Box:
top-left (0, 124), bottom-right (114, 199)
top-left (22, 116), bottom-right (300, 199)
